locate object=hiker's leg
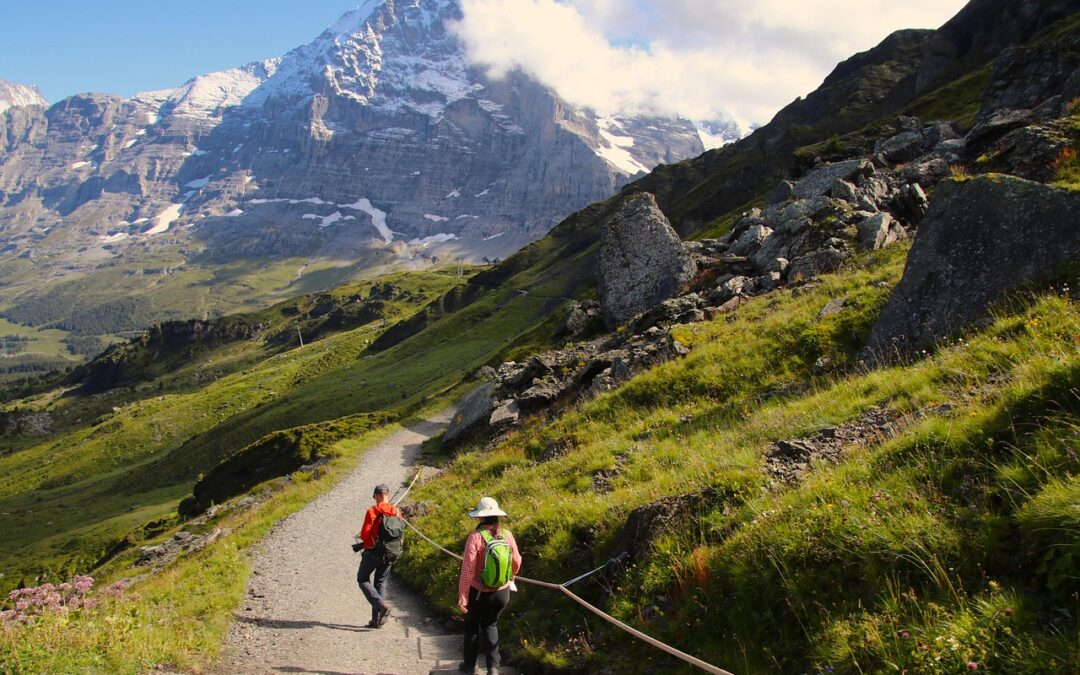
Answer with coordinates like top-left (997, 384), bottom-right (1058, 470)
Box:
top-left (480, 588), bottom-right (510, 671)
top-left (461, 588), bottom-right (482, 669)
top-left (373, 561), bottom-right (392, 600)
top-left (356, 551), bottom-right (383, 622)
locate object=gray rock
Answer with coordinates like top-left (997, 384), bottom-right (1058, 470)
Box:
top-left (792, 160), bottom-right (874, 200)
top-left (874, 131), bottom-right (924, 163)
top-left (921, 122), bottom-right (959, 149)
top-left (598, 193), bottom-right (697, 326)
top-left (856, 212), bottom-right (904, 251)
top-left (935, 138), bottom-right (966, 155)
top-left (863, 176), bottom-right (1080, 362)
top-left (489, 401), bottom-right (521, 427)
top-left (444, 383), bottom-right (496, 443)
top-left (758, 272), bottom-right (783, 291)
top-left (728, 224), bottom-right (774, 257)
top-left (781, 196), bottom-right (832, 222)
top-left (817, 298), bottom-right (848, 320)
top-left (767, 179), bottom-right (796, 204)
top-left (830, 179), bottom-right (860, 204)
top-left (708, 275), bottom-right (754, 305)
top-left (891, 183), bottom-right (929, 224)
top-left (787, 248), bottom-right (848, 283)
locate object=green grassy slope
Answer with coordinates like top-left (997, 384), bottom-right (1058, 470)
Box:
top-left (0, 269), bottom-right (468, 589)
top-left (401, 247), bottom-right (1079, 673)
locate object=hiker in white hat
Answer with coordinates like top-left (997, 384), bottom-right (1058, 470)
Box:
top-left (456, 496), bottom-right (522, 675)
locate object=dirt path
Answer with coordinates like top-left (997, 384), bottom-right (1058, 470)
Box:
top-left (217, 410), bottom-right (468, 675)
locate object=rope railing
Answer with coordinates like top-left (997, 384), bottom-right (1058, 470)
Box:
top-left (392, 472), bottom-right (734, 675)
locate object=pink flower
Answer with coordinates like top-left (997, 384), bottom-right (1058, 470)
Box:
top-left (1003, 607), bottom-right (1013, 617)
top-left (0, 610), bottom-right (16, 622)
top-left (967, 662), bottom-right (979, 671)
top-left (14, 600), bottom-right (28, 612)
top-left (58, 583), bottom-right (72, 593)
top-left (899, 630), bottom-right (910, 639)
top-left (6, 590), bottom-right (19, 601)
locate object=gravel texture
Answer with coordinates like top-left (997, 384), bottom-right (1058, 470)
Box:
top-left (217, 410), bottom-right (472, 675)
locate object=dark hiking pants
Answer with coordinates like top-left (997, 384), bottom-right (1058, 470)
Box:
top-left (462, 586), bottom-right (511, 671)
top-left (357, 549), bottom-right (392, 624)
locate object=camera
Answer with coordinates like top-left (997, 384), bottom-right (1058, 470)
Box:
top-left (351, 542), bottom-right (364, 553)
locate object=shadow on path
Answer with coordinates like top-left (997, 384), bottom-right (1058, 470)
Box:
top-left (236, 615), bottom-right (373, 633)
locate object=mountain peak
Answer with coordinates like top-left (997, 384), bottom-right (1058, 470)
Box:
top-left (0, 79), bottom-right (48, 113)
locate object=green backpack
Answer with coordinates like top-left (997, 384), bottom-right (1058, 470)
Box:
top-left (479, 529), bottom-right (513, 589)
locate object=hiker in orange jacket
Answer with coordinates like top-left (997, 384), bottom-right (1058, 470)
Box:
top-left (354, 483), bottom-right (403, 628)
top-left (457, 497), bottom-right (522, 675)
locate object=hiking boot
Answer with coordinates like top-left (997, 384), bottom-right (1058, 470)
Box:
top-left (457, 663), bottom-right (477, 674)
top-left (377, 603), bottom-right (392, 627)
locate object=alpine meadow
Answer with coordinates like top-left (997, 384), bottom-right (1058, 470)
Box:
top-left (0, 1), bottom-right (1078, 674)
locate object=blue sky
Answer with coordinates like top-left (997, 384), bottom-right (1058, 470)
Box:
top-left (1, 1), bottom-right (361, 101)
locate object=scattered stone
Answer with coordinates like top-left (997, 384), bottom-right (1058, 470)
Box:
top-left (787, 247), bottom-right (848, 283)
top-left (830, 179), bottom-right (860, 204)
top-left (856, 212), bottom-right (904, 251)
top-left (792, 159), bottom-right (874, 199)
top-left (489, 401), bottom-right (521, 427)
top-left (874, 130), bottom-right (923, 163)
top-left (766, 179), bottom-right (796, 204)
top-left (817, 298), bottom-right (848, 320)
top-left (728, 224), bottom-right (774, 257)
top-left (765, 409), bottom-right (900, 484)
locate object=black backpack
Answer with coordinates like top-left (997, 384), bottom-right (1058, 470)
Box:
top-left (374, 513), bottom-right (405, 563)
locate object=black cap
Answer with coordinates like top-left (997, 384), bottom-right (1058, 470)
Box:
top-left (373, 484), bottom-right (390, 495)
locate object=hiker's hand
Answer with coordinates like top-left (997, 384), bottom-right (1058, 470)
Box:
top-left (458, 603), bottom-right (468, 615)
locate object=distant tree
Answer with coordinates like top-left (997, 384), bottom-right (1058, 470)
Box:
top-left (482, 256), bottom-right (491, 265)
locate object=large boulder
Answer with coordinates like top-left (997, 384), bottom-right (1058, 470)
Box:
top-left (598, 193), bottom-right (696, 326)
top-left (444, 383), bottom-right (495, 444)
top-left (864, 176), bottom-right (1080, 361)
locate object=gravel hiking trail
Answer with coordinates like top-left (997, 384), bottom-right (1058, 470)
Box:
top-left (217, 409), bottom-right (491, 675)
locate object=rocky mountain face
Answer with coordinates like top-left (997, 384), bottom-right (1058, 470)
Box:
top-left (0, 0), bottom-right (702, 333)
top-left (0, 80), bottom-right (46, 114)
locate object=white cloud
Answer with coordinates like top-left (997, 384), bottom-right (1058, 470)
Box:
top-left (452, 0), bottom-right (968, 130)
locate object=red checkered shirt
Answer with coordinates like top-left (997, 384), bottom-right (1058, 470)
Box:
top-left (458, 527), bottom-right (522, 607)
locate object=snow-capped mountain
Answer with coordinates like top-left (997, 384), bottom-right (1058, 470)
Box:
top-left (0, 0), bottom-right (703, 331)
top-left (0, 80), bottom-right (47, 114)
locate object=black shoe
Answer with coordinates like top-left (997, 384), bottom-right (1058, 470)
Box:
top-left (366, 619), bottom-right (380, 629)
top-left (377, 603), bottom-right (392, 627)
top-left (457, 663), bottom-right (476, 674)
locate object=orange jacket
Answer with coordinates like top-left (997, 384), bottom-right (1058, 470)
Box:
top-left (360, 502), bottom-right (401, 549)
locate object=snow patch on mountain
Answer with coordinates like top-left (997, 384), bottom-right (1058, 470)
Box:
top-left (594, 118), bottom-right (649, 175)
top-left (146, 204), bottom-right (183, 235)
top-left (340, 198), bottom-right (392, 243)
top-left (408, 233), bottom-right (458, 246)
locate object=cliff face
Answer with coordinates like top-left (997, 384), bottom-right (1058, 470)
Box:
top-left (0, 0), bottom-right (702, 334)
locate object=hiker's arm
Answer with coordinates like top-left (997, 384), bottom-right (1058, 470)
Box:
top-left (507, 531), bottom-right (523, 575)
top-left (359, 509), bottom-right (376, 546)
top-left (457, 532), bottom-right (481, 611)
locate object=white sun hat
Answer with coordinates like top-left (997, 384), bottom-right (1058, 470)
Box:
top-left (468, 496), bottom-right (507, 518)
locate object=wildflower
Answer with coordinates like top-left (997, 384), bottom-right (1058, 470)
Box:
top-left (1003, 607), bottom-right (1013, 617)
top-left (900, 630), bottom-right (910, 639)
top-left (58, 582), bottom-right (72, 593)
top-left (14, 600), bottom-right (29, 612)
top-left (967, 662), bottom-right (979, 671)
top-left (0, 610), bottom-right (15, 622)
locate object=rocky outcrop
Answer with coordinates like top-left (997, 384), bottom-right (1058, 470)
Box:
top-left (598, 193), bottom-right (696, 326)
top-left (863, 176), bottom-right (1080, 361)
